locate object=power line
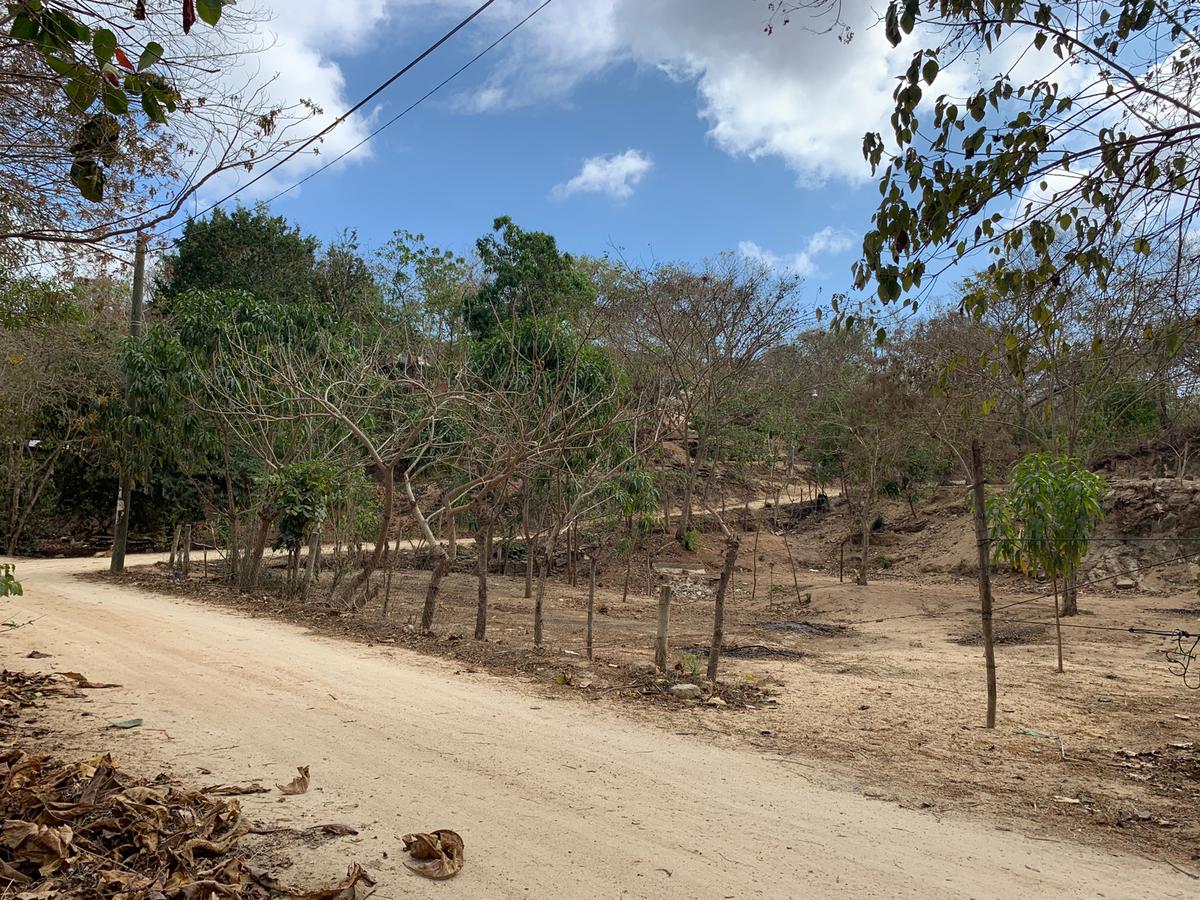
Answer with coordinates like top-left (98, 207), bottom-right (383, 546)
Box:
top-left (255, 0), bottom-right (555, 210)
top-left (165, 0), bottom-right (508, 232)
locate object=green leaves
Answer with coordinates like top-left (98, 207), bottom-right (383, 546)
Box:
top-left (69, 159), bottom-right (105, 202)
top-left (989, 452), bottom-right (1107, 577)
top-left (92, 27), bottom-right (116, 64)
top-left (138, 41), bottom-right (164, 71)
top-left (10, 2), bottom-right (223, 201)
top-left (197, 0), bottom-right (224, 27)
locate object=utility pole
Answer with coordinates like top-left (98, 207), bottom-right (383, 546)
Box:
top-left (111, 233), bottom-right (148, 574)
top-left (970, 438), bottom-right (998, 728)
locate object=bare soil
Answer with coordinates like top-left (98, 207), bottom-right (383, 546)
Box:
top-left (83, 505), bottom-right (1200, 873)
top-left (7, 555), bottom-right (1197, 897)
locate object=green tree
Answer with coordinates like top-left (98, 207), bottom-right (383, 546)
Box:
top-left (988, 452), bottom-right (1107, 671)
top-left (463, 216), bottom-right (595, 339)
top-left (154, 206), bottom-right (320, 313)
top-left (5, 0), bottom-right (227, 200)
top-left (850, 0), bottom-right (1200, 339)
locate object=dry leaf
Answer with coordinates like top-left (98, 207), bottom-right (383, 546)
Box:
top-left (402, 829), bottom-right (464, 880)
top-left (57, 672), bottom-right (121, 689)
top-left (277, 765), bottom-right (310, 795)
top-left (202, 783), bottom-right (270, 796)
top-left (314, 823), bottom-right (359, 836)
top-left (293, 863), bottom-right (376, 900)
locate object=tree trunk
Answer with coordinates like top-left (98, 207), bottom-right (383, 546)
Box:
top-left (402, 472), bottom-right (450, 632)
top-left (381, 538), bottom-right (397, 619)
top-left (182, 525), bottom-right (192, 576)
top-left (522, 492), bottom-right (533, 599)
top-left (1051, 573), bottom-right (1065, 673)
top-left (533, 548), bottom-right (550, 649)
top-left (970, 438), bottom-right (998, 729)
top-left (1061, 564), bottom-right (1079, 617)
top-left (474, 521), bottom-right (493, 640)
top-left (655, 582), bottom-right (670, 671)
top-left (750, 527), bottom-right (760, 604)
top-left (676, 475), bottom-right (694, 542)
top-left (239, 514), bottom-right (270, 593)
top-left (706, 537), bottom-right (741, 682)
top-left (301, 528), bottom-right (321, 602)
top-left (344, 466), bottom-right (394, 607)
top-left (421, 556), bottom-right (451, 633)
top-left (622, 533), bottom-right (633, 605)
top-left (857, 511), bottom-right (872, 586)
top-left (168, 525), bottom-right (181, 569)
top-left (782, 531), bottom-right (802, 604)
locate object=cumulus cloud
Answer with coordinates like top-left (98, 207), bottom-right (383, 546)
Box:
top-left (552, 150), bottom-right (653, 201)
top-left (185, 0), bottom-right (401, 203)
top-left (436, 0), bottom-right (1094, 186)
top-left (739, 227), bottom-right (855, 277)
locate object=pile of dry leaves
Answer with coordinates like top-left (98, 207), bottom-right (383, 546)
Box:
top-left (1, 670), bottom-right (120, 721)
top-left (0, 750), bottom-right (376, 899)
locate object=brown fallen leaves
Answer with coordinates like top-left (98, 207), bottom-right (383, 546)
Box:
top-left (401, 830), bottom-right (464, 880)
top-left (0, 749), bottom-right (373, 899)
top-left (277, 766), bottom-right (310, 796)
top-left (1, 670), bottom-right (120, 719)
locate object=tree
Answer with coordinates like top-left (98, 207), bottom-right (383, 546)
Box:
top-left (989, 452), bottom-right (1107, 670)
top-left (609, 256), bottom-right (800, 543)
top-left (0, 2), bottom-right (316, 250)
top-left (463, 216), bottom-right (594, 340)
top-left (0, 279), bottom-right (120, 553)
top-left (154, 206), bottom-right (320, 313)
top-left (851, 0), bottom-right (1200, 341)
top-left (4, 0), bottom-right (228, 202)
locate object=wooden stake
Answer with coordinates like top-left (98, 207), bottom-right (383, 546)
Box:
top-left (707, 537), bottom-right (741, 682)
top-left (750, 527), bottom-right (760, 605)
top-left (655, 583), bottom-right (671, 671)
top-left (1051, 573), bottom-right (1065, 673)
top-left (970, 438), bottom-right (998, 729)
top-left (586, 556), bottom-right (596, 661)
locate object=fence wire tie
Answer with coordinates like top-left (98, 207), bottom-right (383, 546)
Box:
top-left (1164, 633), bottom-right (1200, 690)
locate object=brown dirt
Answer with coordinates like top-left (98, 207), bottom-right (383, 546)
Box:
top-left (72, 513), bottom-right (1200, 871)
top-left (7, 554), bottom-right (1197, 897)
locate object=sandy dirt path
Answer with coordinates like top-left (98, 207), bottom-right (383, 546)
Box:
top-left (3, 556), bottom-right (1192, 899)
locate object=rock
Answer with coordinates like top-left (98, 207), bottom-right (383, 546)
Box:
top-left (670, 683), bottom-right (703, 701)
top-left (1115, 576), bottom-right (1137, 590)
top-left (705, 695), bottom-right (727, 707)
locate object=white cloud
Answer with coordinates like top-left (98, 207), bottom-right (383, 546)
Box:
top-left (739, 227), bottom-right (855, 277)
top-left (178, 0), bottom-right (402, 205)
top-left (552, 150), bottom-right (653, 201)
top-left (438, 0), bottom-right (900, 185)
top-left (438, 0), bottom-right (1097, 187)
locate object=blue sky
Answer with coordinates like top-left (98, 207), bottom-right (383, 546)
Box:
top-left (194, 1), bottom-right (951, 308)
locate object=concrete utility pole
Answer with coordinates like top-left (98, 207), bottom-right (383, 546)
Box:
top-left (110, 233), bottom-right (148, 574)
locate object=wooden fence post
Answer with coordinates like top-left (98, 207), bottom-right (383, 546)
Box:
top-left (971, 438), bottom-right (998, 729)
top-left (586, 557), bottom-right (596, 661)
top-left (654, 582), bottom-right (671, 671)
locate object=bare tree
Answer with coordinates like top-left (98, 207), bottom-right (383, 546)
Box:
top-left (608, 256), bottom-right (801, 543)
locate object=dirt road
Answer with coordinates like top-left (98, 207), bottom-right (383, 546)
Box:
top-left (5, 556), bottom-right (1192, 899)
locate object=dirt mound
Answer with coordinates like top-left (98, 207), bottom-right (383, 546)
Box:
top-left (759, 620), bottom-right (848, 637)
top-left (954, 623), bottom-right (1050, 646)
top-left (681, 643), bottom-right (807, 661)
